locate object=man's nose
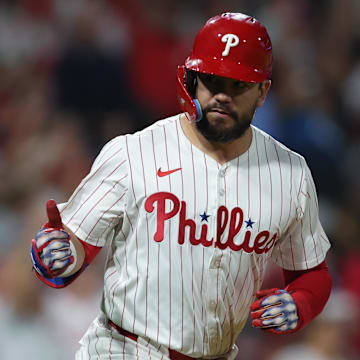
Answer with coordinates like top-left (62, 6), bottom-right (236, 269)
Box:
top-left (213, 90), bottom-right (232, 103)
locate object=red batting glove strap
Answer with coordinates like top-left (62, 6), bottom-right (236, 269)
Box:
top-left (79, 239), bottom-right (102, 265)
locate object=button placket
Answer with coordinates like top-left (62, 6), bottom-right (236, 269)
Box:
top-left (205, 164), bottom-right (228, 350)
top-left (218, 166), bottom-right (227, 198)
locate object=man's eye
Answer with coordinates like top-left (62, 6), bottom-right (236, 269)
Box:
top-left (205, 75), bottom-right (216, 83)
top-left (235, 81), bottom-right (257, 90)
top-left (235, 81), bottom-right (247, 89)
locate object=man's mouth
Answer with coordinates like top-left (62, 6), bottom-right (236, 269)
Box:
top-left (209, 108), bottom-right (230, 115)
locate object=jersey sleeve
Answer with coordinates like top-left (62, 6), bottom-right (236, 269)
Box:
top-left (271, 159), bottom-right (331, 270)
top-left (57, 136), bottom-right (128, 247)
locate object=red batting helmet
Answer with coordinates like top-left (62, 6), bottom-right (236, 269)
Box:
top-left (177, 12), bottom-right (273, 122)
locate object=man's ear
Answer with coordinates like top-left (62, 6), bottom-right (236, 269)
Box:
top-left (256, 80), bottom-right (271, 107)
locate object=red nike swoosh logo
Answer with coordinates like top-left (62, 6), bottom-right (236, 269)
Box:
top-left (157, 167), bottom-right (182, 177)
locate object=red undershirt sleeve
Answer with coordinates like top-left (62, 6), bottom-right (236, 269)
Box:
top-left (283, 260), bottom-right (332, 330)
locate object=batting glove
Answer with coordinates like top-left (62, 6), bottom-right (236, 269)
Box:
top-left (250, 288), bottom-right (299, 334)
top-left (30, 200), bottom-right (74, 278)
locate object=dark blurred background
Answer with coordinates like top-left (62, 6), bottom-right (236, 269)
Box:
top-left (0, 0), bottom-right (359, 359)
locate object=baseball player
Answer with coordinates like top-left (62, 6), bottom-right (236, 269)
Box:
top-left (31, 13), bottom-right (332, 360)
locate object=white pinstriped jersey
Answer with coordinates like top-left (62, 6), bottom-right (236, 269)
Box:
top-left (59, 114), bottom-right (330, 358)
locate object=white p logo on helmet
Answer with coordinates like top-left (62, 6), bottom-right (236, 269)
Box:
top-left (221, 34), bottom-right (239, 56)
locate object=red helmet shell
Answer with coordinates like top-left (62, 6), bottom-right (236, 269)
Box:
top-left (185, 13), bottom-right (273, 83)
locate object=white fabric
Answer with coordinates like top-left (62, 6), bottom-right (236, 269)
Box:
top-left (75, 313), bottom-right (238, 360)
top-left (58, 115), bottom-right (330, 358)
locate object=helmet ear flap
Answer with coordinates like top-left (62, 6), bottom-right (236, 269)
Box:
top-left (177, 66), bottom-right (202, 123)
top-left (185, 69), bottom-right (198, 98)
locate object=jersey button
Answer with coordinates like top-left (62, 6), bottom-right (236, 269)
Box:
top-left (219, 170), bottom-right (225, 177)
top-left (219, 189), bottom-right (224, 196)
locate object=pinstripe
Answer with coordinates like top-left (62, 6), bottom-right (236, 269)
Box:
top-left (175, 122), bottom-right (185, 353)
top-left (87, 332), bottom-right (91, 359)
top-left (254, 130), bottom-right (262, 231)
top-left (138, 135), bottom-right (151, 337)
top-left (231, 251), bottom-right (243, 300)
top-left (163, 125), bottom-right (173, 348)
top-left (191, 245), bottom-right (196, 353)
top-left (61, 147), bottom-right (123, 215)
top-left (85, 191), bottom-right (126, 244)
top-left (221, 252), bottom-right (232, 305)
top-left (180, 246), bottom-right (184, 351)
top-left (190, 143), bottom-right (197, 351)
top-left (96, 138), bottom-right (120, 164)
top-left (109, 331), bottom-right (113, 360)
top-left (247, 149), bottom-right (251, 217)
top-left (175, 120), bottom-right (184, 198)
top-left (297, 159), bottom-right (305, 199)
top-left (274, 144), bottom-right (283, 227)
top-left (74, 174), bottom-right (127, 237)
top-left (94, 327), bottom-right (100, 358)
top-left (308, 195), bottom-right (319, 262)
top-left (157, 243), bottom-right (160, 344)
top-left (278, 240), bottom-right (285, 268)
top-left (283, 153), bottom-right (293, 232)
top-left (289, 235), bottom-right (296, 270)
top-left (200, 153), bottom-right (207, 352)
top-left (68, 159), bottom-right (126, 224)
top-left (234, 266), bottom-right (250, 314)
top-left (236, 156), bottom-right (240, 204)
top-left (120, 231), bottom-right (129, 326)
top-left (300, 219), bottom-right (309, 268)
top-left (214, 252), bottom-right (224, 318)
top-left (263, 137), bottom-right (272, 229)
top-left (125, 136), bottom-right (140, 333)
top-left (70, 162), bottom-right (126, 228)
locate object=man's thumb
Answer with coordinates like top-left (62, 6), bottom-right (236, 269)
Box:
top-left (46, 199), bottom-right (62, 228)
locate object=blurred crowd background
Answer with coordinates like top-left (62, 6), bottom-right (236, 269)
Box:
top-left (0, 0), bottom-right (359, 359)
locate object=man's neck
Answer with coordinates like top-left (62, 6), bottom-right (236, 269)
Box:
top-left (179, 114), bottom-right (253, 165)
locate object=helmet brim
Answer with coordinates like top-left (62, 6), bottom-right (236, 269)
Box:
top-left (185, 56), bottom-right (270, 83)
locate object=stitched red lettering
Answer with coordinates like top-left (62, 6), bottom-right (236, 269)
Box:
top-left (144, 192), bottom-right (278, 254)
top-left (215, 206), bottom-right (229, 249)
top-left (178, 201), bottom-right (200, 245)
top-left (241, 230), bottom-right (253, 253)
top-left (227, 207), bottom-right (244, 251)
top-left (145, 192), bottom-right (180, 242)
top-left (253, 231), bottom-right (270, 254)
top-left (264, 232), bottom-right (277, 253)
top-left (199, 224), bottom-right (213, 247)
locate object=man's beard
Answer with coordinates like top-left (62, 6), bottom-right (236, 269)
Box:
top-left (196, 102), bottom-right (257, 143)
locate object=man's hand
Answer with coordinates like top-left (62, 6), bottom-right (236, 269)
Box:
top-left (30, 200), bottom-right (74, 278)
top-left (250, 288), bottom-right (299, 334)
